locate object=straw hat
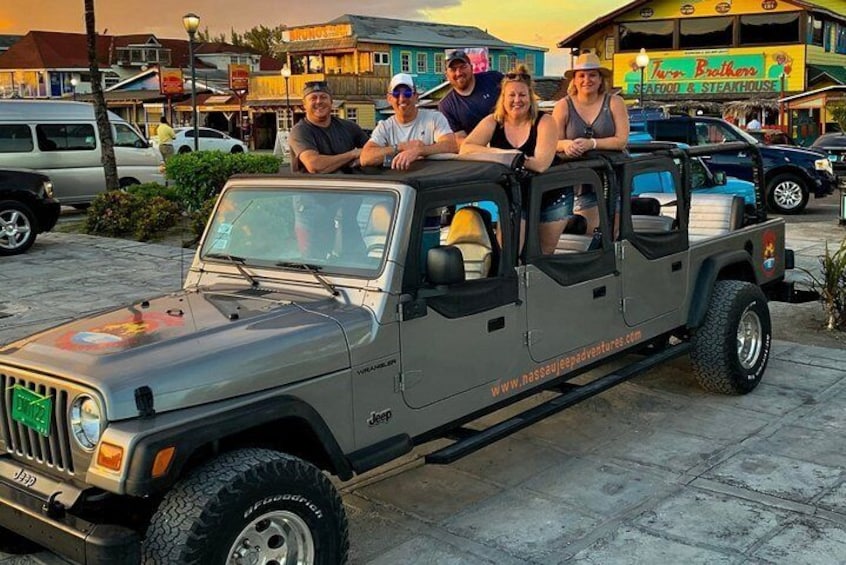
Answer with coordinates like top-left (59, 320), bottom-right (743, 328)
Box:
top-left (565, 52), bottom-right (611, 80)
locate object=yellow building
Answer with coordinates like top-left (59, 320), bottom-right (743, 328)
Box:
top-left (558, 0), bottom-right (846, 135)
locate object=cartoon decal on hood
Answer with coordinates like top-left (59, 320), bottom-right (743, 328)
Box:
top-left (55, 311), bottom-right (185, 352)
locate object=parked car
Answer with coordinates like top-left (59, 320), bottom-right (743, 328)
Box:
top-left (0, 168), bottom-right (60, 255)
top-left (810, 132), bottom-right (846, 188)
top-left (0, 100), bottom-right (165, 206)
top-left (159, 127), bottom-right (248, 154)
top-left (632, 115), bottom-right (837, 214)
top-left (747, 128), bottom-right (795, 146)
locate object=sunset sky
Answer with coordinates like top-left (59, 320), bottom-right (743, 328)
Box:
top-left (0, 0), bottom-right (629, 75)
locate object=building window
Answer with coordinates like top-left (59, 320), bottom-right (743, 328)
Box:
top-left (809, 15), bottom-right (825, 46)
top-left (498, 54), bottom-right (508, 71)
top-left (618, 20), bottom-right (674, 51)
top-left (277, 109), bottom-right (293, 131)
top-left (346, 108), bottom-right (358, 123)
top-left (837, 24), bottom-right (846, 54)
top-left (523, 56), bottom-right (535, 74)
top-left (434, 53), bottom-right (445, 74)
top-left (400, 51), bottom-right (411, 73)
top-left (374, 52), bottom-right (389, 65)
top-left (679, 16), bottom-right (733, 49)
top-left (739, 13), bottom-right (800, 45)
top-left (416, 53), bottom-right (428, 74)
top-left (604, 36), bottom-right (615, 60)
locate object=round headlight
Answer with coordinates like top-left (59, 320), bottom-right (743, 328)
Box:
top-left (70, 395), bottom-right (102, 450)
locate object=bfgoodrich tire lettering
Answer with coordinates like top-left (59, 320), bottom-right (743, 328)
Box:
top-left (690, 280), bottom-right (771, 394)
top-left (142, 448), bottom-right (349, 565)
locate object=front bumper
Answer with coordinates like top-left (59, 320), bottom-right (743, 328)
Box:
top-left (0, 473), bottom-right (139, 564)
top-left (813, 171), bottom-right (838, 197)
top-left (37, 198), bottom-right (61, 233)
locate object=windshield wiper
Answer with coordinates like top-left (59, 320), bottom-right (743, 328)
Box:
top-left (276, 261), bottom-right (339, 296)
top-left (205, 253), bottom-right (258, 287)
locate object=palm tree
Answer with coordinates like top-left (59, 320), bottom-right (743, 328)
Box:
top-left (84, 0), bottom-right (119, 190)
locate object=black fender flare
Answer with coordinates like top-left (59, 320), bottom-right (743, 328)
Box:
top-left (123, 395), bottom-right (353, 496)
top-left (687, 251), bottom-right (755, 329)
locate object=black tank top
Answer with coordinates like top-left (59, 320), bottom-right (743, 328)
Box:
top-left (490, 115), bottom-right (543, 156)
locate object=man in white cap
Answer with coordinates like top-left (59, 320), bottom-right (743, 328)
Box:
top-left (438, 50), bottom-right (503, 147)
top-left (288, 80), bottom-right (369, 173)
top-left (361, 73), bottom-right (456, 170)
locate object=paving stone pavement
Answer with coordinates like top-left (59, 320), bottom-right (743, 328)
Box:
top-left (0, 229), bottom-right (844, 564)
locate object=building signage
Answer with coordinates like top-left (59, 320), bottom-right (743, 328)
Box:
top-left (229, 64), bottom-right (250, 92)
top-left (614, 46), bottom-right (804, 96)
top-left (628, 0), bottom-right (792, 19)
top-left (159, 69), bottom-right (184, 96)
top-left (289, 24), bottom-right (350, 42)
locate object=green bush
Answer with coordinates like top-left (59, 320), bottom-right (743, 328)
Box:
top-left (84, 190), bottom-right (183, 241)
top-left (133, 196), bottom-right (182, 241)
top-left (84, 191), bottom-right (138, 236)
top-left (166, 152), bottom-right (281, 211)
top-left (125, 182), bottom-right (181, 204)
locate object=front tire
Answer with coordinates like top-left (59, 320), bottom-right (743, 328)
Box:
top-left (766, 173), bottom-right (809, 215)
top-left (142, 448), bottom-right (349, 565)
top-left (0, 199), bottom-right (37, 256)
top-left (690, 280), bottom-right (771, 394)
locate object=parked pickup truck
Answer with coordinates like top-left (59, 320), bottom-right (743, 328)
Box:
top-left (0, 143), bottom-right (802, 564)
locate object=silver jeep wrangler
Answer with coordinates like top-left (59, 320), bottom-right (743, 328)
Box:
top-left (0, 145), bottom-right (796, 564)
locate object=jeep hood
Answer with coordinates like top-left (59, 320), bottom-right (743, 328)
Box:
top-left (1, 288), bottom-right (354, 419)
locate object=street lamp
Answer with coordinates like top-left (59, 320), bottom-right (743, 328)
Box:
top-left (182, 12), bottom-right (200, 151)
top-left (635, 48), bottom-right (649, 112)
top-left (281, 65), bottom-right (292, 131)
top-left (70, 76), bottom-right (78, 101)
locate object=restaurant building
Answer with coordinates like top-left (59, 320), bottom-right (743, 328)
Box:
top-left (557, 0), bottom-right (846, 137)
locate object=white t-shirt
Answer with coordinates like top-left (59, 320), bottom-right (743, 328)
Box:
top-left (746, 119), bottom-right (762, 130)
top-left (371, 109), bottom-right (453, 147)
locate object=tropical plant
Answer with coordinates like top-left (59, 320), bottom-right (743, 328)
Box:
top-left (828, 102), bottom-right (846, 133)
top-left (802, 239), bottom-right (846, 331)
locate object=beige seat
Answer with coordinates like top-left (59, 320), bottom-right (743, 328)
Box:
top-left (363, 203), bottom-right (391, 257)
top-left (445, 207), bottom-right (492, 280)
top-left (688, 194), bottom-right (744, 240)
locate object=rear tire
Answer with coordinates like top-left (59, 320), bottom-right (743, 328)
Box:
top-left (0, 199), bottom-right (37, 256)
top-left (766, 173), bottom-right (809, 215)
top-left (231, 146), bottom-right (244, 154)
top-left (142, 448), bottom-right (349, 565)
top-left (691, 280), bottom-right (771, 394)
top-left (178, 146), bottom-right (192, 154)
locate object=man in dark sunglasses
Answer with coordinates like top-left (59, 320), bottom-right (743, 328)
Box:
top-left (438, 50), bottom-right (503, 148)
top-left (361, 73), bottom-right (457, 170)
top-left (288, 80), bottom-right (369, 174)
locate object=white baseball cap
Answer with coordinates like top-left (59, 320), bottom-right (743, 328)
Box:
top-left (388, 73), bottom-right (415, 93)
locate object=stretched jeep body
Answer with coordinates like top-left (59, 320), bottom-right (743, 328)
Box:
top-left (0, 144), bottom-right (794, 564)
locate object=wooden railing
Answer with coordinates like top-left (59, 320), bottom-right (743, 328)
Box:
top-left (249, 73), bottom-right (389, 100)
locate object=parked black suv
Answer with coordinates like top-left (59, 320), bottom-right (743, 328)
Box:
top-left (809, 132), bottom-right (846, 189)
top-left (0, 168), bottom-right (60, 255)
top-left (633, 115), bottom-right (836, 214)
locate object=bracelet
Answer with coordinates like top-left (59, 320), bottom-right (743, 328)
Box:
top-left (591, 138), bottom-right (597, 150)
top-left (393, 144), bottom-right (399, 154)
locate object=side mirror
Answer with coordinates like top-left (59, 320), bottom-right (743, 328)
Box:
top-left (712, 171), bottom-right (727, 186)
top-left (426, 246), bottom-right (465, 286)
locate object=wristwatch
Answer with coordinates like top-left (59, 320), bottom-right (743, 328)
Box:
top-left (392, 144), bottom-right (399, 154)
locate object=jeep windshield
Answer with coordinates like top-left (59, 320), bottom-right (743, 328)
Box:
top-left (200, 187), bottom-right (397, 278)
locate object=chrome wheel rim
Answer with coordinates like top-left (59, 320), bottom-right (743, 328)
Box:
top-left (737, 306), bottom-right (763, 370)
top-left (0, 208), bottom-right (32, 251)
top-left (227, 510), bottom-right (315, 565)
top-left (772, 180), bottom-right (803, 210)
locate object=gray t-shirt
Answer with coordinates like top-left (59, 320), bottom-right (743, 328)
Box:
top-left (370, 109), bottom-right (453, 147)
top-left (288, 117), bottom-right (369, 172)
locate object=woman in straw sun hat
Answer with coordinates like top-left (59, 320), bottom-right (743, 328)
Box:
top-left (552, 51), bottom-right (629, 234)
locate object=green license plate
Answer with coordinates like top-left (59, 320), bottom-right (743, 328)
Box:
top-left (11, 386), bottom-right (52, 436)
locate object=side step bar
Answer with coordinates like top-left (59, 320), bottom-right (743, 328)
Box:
top-left (426, 342), bottom-right (691, 465)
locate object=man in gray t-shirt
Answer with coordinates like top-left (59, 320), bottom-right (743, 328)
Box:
top-left (288, 80), bottom-right (369, 173)
top-left (361, 73), bottom-right (456, 170)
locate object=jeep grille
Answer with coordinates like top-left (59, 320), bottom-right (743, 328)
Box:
top-left (0, 370), bottom-right (76, 476)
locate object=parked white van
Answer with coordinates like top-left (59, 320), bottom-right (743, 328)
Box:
top-left (0, 100), bottom-right (165, 205)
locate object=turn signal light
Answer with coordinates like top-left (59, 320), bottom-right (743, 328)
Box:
top-left (151, 447), bottom-right (176, 478)
top-left (97, 443), bottom-right (124, 471)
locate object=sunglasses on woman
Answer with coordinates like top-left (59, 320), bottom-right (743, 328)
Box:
top-left (504, 72), bottom-right (531, 81)
top-left (583, 126), bottom-right (594, 139)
